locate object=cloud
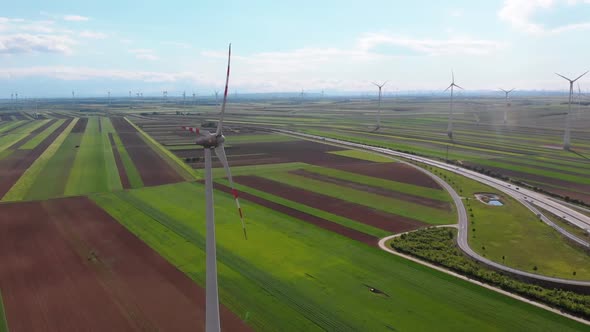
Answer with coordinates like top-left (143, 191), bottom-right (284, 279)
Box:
top-left (63, 15), bottom-right (89, 22)
top-left (0, 33), bottom-right (75, 54)
top-left (449, 8), bottom-right (465, 17)
top-left (499, 0), bottom-right (590, 34)
top-left (357, 33), bottom-right (504, 56)
top-left (79, 30), bottom-right (107, 39)
top-left (0, 66), bottom-right (192, 82)
top-left (129, 49), bottom-right (159, 61)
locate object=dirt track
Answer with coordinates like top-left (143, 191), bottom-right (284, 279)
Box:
top-left (291, 169), bottom-right (451, 211)
top-left (0, 197), bottom-right (251, 331)
top-left (214, 182), bottom-right (378, 246)
top-left (108, 133), bottom-right (131, 189)
top-left (234, 176), bottom-right (426, 233)
top-left (111, 117), bottom-right (183, 186)
top-left (0, 119), bottom-right (72, 197)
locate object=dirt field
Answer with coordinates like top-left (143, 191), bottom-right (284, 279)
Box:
top-left (291, 169), bottom-right (451, 211)
top-left (0, 197), bottom-right (251, 331)
top-left (71, 117), bottom-right (88, 133)
top-left (234, 175), bottom-right (426, 233)
top-left (0, 119), bottom-right (72, 196)
top-left (214, 182), bottom-right (379, 246)
top-left (108, 133), bottom-right (131, 189)
top-left (111, 117), bottom-right (183, 186)
top-left (9, 119), bottom-right (58, 149)
top-left (333, 162), bottom-right (442, 190)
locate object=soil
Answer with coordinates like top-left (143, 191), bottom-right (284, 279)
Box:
top-left (291, 169), bottom-right (451, 211)
top-left (0, 197), bottom-right (251, 331)
top-left (108, 133), bottom-right (131, 189)
top-left (234, 175), bottom-right (426, 234)
top-left (213, 182), bottom-right (378, 246)
top-left (111, 117), bottom-right (183, 186)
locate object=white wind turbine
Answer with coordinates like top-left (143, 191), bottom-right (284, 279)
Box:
top-left (556, 70), bottom-right (588, 150)
top-left (444, 71), bottom-right (463, 139)
top-left (499, 88), bottom-right (515, 124)
top-left (372, 81), bottom-right (388, 130)
top-left (181, 44), bottom-right (246, 332)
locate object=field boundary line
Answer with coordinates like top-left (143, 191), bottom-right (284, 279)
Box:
top-left (0, 289), bottom-right (8, 332)
top-left (377, 232), bottom-right (590, 327)
top-left (2, 118), bottom-right (79, 202)
top-left (124, 117), bottom-right (198, 181)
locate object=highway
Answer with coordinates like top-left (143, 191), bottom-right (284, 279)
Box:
top-left (274, 129), bottom-right (590, 287)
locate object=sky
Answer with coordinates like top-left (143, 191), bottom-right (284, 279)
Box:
top-left (1, 0), bottom-right (590, 97)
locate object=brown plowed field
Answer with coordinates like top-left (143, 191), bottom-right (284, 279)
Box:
top-left (109, 133), bottom-right (131, 189)
top-left (333, 162), bottom-right (442, 190)
top-left (213, 182), bottom-right (378, 246)
top-left (0, 119), bottom-right (72, 197)
top-left (0, 197), bottom-right (251, 331)
top-left (71, 117), bottom-right (88, 133)
top-left (234, 176), bottom-right (425, 233)
top-left (291, 169), bottom-right (451, 211)
top-left (111, 117), bottom-right (183, 186)
top-left (9, 119), bottom-right (58, 149)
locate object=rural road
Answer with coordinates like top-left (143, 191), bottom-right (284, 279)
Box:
top-left (273, 129), bottom-right (590, 287)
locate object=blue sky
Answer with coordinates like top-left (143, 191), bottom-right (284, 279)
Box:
top-left (1, 0), bottom-right (590, 97)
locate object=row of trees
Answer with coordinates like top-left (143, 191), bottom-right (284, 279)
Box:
top-left (393, 228), bottom-right (590, 319)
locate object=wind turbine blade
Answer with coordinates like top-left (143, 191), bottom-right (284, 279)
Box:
top-left (444, 84), bottom-right (453, 92)
top-left (573, 70), bottom-right (589, 82)
top-left (214, 144), bottom-right (247, 240)
top-left (372, 82), bottom-right (380, 87)
top-left (555, 73), bottom-right (572, 81)
top-left (454, 84), bottom-right (464, 90)
top-left (216, 43), bottom-right (232, 136)
top-left (508, 88), bottom-right (515, 93)
top-left (451, 70), bottom-right (455, 84)
top-left (499, 88), bottom-right (507, 93)
top-left (181, 126), bottom-right (200, 135)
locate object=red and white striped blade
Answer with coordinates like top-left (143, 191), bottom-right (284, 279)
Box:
top-left (214, 144), bottom-right (247, 240)
top-left (181, 126), bottom-right (200, 135)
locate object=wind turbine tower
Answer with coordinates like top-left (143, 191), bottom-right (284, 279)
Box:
top-left (556, 71), bottom-right (588, 150)
top-left (372, 81), bottom-right (388, 130)
top-left (499, 88), bottom-right (515, 124)
top-left (444, 71), bottom-right (464, 140)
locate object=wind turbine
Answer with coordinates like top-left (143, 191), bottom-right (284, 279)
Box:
top-left (108, 91), bottom-right (111, 107)
top-left (556, 70), bottom-right (588, 150)
top-left (444, 71), bottom-right (463, 140)
top-left (372, 81), bottom-right (388, 130)
top-left (499, 88), bottom-right (515, 124)
top-left (214, 90), bottom-right (220, 104)
top-left (181, 44), bottom-right (246, 332)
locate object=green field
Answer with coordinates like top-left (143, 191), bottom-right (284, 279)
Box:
top-left (328, 149), bottom-right (397, 162)
top-left (110, 132), bottom-right (144, 188)
top-left (65, 117), bottom-right (122, 195)
top-left (2, 119), bottom-right (78, 201)
top-left (92, 182), bottom-right (587, 331)
top-left (18, 119), bottom-right (65, 150)
top-left (0, 289), bottom-right (7, 332)
top-left (431, 166), bottom-right (590, 280)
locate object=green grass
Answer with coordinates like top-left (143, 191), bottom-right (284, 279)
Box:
top-left (18, 119), bottom-right (65, 150)
top-left (110, 132), bottom-right (144, 188)
top-left (100, 117), bottom-right (126, 191)
top-left (0, 120), bottom-right (49, 152)
top-left (0, 289), bottom-right (7, 332)
top-left (328, 149), bottom-right (397, 162)
top-left (2, 119), bottom-right (78, 201)
top-left (92, 182), bottom-right (588, 331)
top-left (431, 166), bottom-right (590, 280)
top-left (65, 117), bottom-right (122, 195)
top-left (259, 171), bottom-right (455, 225)
top-left (0, 120), bottom-right (25, 133)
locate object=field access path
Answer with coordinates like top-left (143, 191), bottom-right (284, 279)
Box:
top-left (273, 129), bottom-right (590, 289)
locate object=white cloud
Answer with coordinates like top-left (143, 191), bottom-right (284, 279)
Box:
top-left (0, 33), bottom-right (75, 54)
top-left (0, 66), bottom-right (192, 82)
top-left (63, 15), bottom-right (89, 22)
top-left (357, 33), bottom-right (504, 56)
top-left (499, 0), bottom-right (590, 34)
top-left (129, 48), bottom-right (159, 61)
top-left (79, 30), bottom-right (107, 39)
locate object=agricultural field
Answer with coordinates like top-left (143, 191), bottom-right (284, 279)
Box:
top-left (0, 95), bottom-right (589, 331)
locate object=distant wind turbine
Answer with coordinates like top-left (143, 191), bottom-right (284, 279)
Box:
top-left (372, 81), bottom-right (388, 130)
top-left (181, 44), bottom-right (246, 332)
top-left (556, 70), bottom-right (588, 150)
top-left (215, 90), bottom-right (220, 104)
top-left (499, 88), bottom-right (515, 124)
top-left (444, 71), bottom-right (463, 140)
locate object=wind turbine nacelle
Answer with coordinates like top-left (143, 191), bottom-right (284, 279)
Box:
top-left (196, 133), bottom-right (224, 148)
